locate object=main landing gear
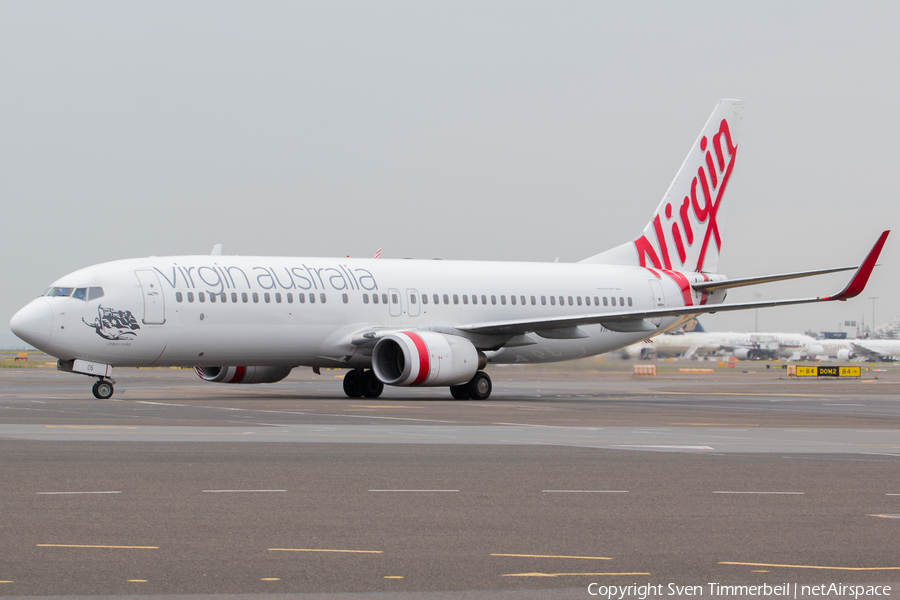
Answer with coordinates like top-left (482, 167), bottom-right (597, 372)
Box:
top-left (343, 369), bottom-right (384, 398)
top-left (450, 371), bottom-right (492, 400)
top-left (91, 378), bottom-right (115, 400)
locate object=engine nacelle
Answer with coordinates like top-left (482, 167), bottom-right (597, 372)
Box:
top-left (372, 332), bottom-right (481, 387)
top-left (194, 366), bottom-right (293, 384)
top-left (836, 348), bottom-right (852, 361)
top-left (732, 348), bottom-right (757, 360)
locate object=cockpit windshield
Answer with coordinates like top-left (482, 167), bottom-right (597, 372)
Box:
top-left (44, 286), bottom-right (104, 301)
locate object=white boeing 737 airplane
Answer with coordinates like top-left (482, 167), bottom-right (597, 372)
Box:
top-left (9, 100), bottom-right (890, 400)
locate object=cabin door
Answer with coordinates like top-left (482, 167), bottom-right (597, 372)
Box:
top-left (135, 270), bottom-right (166, 325)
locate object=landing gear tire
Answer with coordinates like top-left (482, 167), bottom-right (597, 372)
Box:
top-left (342, 369), bottom-right (363, 398)
top-left (449, 385), bottom-right (470, 400)
top-left (465, 371), bottom-right (492, 400)
top-left (92, 379), bottom-right (114, 400)
top-left (361, 370), bottom-right (384, 398)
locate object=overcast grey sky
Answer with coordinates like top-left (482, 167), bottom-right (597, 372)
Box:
top-left (2, 1), bottom-right (898, 346)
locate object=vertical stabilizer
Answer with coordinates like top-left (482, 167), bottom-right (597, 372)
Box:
top-left (581, 99), bottom-right (744, 273)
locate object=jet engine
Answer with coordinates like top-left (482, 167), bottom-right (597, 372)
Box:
top-left (372, 331), bottom-right (484, 386)
top-left (732, 348), bottom-right (758, 360)
top-left (194, 366), bottom-right (293, 384)
top-left (836, 348), bottom-right (852, 361)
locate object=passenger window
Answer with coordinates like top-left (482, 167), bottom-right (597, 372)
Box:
top-left (242, 292), bottom-right (248, 303)
top-left (392, 293), bottom-right (398, 304)
top-left (568, 296), bottom-right (573, 306)
top-left (72, 288), bottom-right (87, 300)
top-left (453, 294), bottom-right (459, 305)
top-left (275, 293), bottom-right (282, 303)
top-left (264, 293), bottom-right (270, 303)
top-left (363, 293), bottom-right (369, 304)
top-left (252, 293), bottom-right (259, 303)
top-left (372, 293), bottom-right (379, 304)
top-left (594, 296), bottom-right (600, 306)
top-left (628, 297), bottom-right (633, 306)
top-left (87, 287), bottom-right (104, 301)
top-left (520, 295), bottom-right (526, 305)
top-left (210, 293), bottom-right (217, 303)
top-left (342, 293), bottom-right (348, 304)
top-left (491, 295), bottom-right (496, 305)
top-left (287, 293), bottom-right (293, 303)
top-left (410, 294), bottom-right (417, 304)
top-left (603, 297), bottom-right (608, 306)
top-left (381, 293), bottom-right (387, 304)
top-left (481, 295), bottom-right (487, 305)
top-left (619, 296), bottom-right (625, 306)
top-left (231, 293), bottom-right (238, 303)
top-left (611, 297), bottom-right (616, 306)
top-left (471, 295), bottom-right (477, 305)
top-left (298, 293), bottom-right (306, 304)
top-left (500, 295), bottom-right (507, 305)
top-left (550, 296), bottom-right (556, 306)
top-left (531, 296), bottom-right (536, 305)
top-left (199, 292), bottom-right (206, 303)
top-left (433, 294), bottom-right (439, 304)
top-left (187, 292), bottom-right (194, 303)
top-left (321, 293), bottom-right (327, 304)
top-left (541, 296), bottom-right (546, 306)
top-left (443, 294), bottom-right (449, 304)
top-left (220, 293), bottom-right (226, 303)
top-left (462, 295), bottom-right (468, 305)
top-left (510, 295), bottom-right (516, 305)
top-left (176, 292), bottom-right (183, 303)
top-left (577, 297), bottom-right (582, 306)
top-left (585, 296), bottom-right (590, 306)
top-left (422, 294), bottom-right (428, 305)
top-left (310, 293), bottom-right (316, 304)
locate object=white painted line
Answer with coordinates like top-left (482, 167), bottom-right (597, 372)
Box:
top-left (38, 491), bottom-right (122, 495)
top-left (713, 491), bottom-right (804, 495)
top-left (368, 489), bottom-right (459, 493)
top-left (202, 490), bottom-right (287, 493)
top-left (542, 490), bottom-right (629, 493)
top-left (886, 494), bottom-right (900, 496)
top-left (613, 445), bottom-right (713, 450)
top-left (860, 452), bottom-right (900, 457)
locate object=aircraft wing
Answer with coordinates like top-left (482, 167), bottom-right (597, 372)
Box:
top-left (456, 231), bottom-right (889, 338)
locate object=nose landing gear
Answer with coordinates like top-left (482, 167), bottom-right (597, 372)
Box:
top-left (91, 378), bottom-right (115, 400)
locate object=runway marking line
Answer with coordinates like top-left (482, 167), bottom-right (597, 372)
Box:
top-left (384, 576), bottom-right (404, 579)
top-left (348, 405), bottom-right (423, 409)
top-left (260, 578), bottom-right (281, 581)
top-left (669, 423), bottom-right (759, 427)
top-left (127, 580), bottom-right (147, 583)
top-left (38, 491), bottom-right (121, 495)
top-left (492, 553), bottom-right (613, 560)
top-left (869, 514), bottom-right (900, 519)
top-left (269, 548), bottom-right (382, 554)
top-left (503, 572), bottom-right (650, 577)
top-left (37, 544), bottom-right (158, 549)
top-left (45, 425), bottom-right (137, 429)
top-left (720, 562), bottom-right (900, 571)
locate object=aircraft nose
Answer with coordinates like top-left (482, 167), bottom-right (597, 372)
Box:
top-left (10, 298), bottom-right (53, 349)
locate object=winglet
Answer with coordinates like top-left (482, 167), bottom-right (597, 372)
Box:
top-left (826, 231), bottom-right (889, 301)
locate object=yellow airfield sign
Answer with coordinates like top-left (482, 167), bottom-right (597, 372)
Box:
top-left (795, 366), bottom-right (861, 377)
